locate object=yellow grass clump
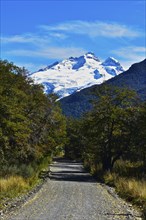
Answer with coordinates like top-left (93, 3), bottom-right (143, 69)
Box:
top-left (115, 177), bottom-right (146, 204)
top-left (0, 176), bottom-right (29, 198)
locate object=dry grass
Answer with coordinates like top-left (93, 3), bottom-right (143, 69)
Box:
top-left (114, 160), bottom-right (145, 178)
top-left (0, 156), bottom-right (52, 210)
top-left (103, 170), bottom-right (146, 219)
top-left (102, 160), bottom-right (146, 205)
top-left (103, 172), bottom-right (118, 186)
top-left (92, 160), bottom-right (146, 218)
top-left (115, 177), bottom-right (146, 204)
top-left (0, 176), bottom-right (31, 209)
top-left (0, 176), bottom-right (29, 198)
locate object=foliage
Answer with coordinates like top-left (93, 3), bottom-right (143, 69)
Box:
top-left (82, 86), bottom-right (141, 171)
top-left (65, 85), bottom-right (145, 171)
top-left (65, 85), bottom-right (146, 218)
top-left (65, 118), bottom-right (83, 159)
top-left (0, 60), bottom-right (67, 177)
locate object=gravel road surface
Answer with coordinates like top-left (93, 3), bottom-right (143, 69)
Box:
top-left (3, 158), bottom-right (141, 220)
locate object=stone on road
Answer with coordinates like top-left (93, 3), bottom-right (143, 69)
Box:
top-left (4, 158), bottom-right (141, 220)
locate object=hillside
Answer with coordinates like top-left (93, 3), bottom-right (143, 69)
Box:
top-left (107, 59), bottom-right (146, 100)
top-left (60, 59), bottom-right (146, 117)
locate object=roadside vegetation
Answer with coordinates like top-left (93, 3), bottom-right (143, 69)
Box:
top-left (0, 60), bottom-right (67, 210)
top-left (0, 59), bottom-right (146, 218)
top-left (65, 85), bottom-right (146, 219)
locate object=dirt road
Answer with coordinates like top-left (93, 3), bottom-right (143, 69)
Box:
top-left (4, 158), bottom-right (141, 220)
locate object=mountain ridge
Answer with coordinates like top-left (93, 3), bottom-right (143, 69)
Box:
top-left (60, 59), bottom-right (146, 117)
top-left (30, 52), bottom-right (124, 99)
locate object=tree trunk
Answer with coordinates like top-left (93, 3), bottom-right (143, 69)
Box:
top-left (102, 156), bottom-right (112, 172)
top-left (111, 152), bottom-right (122, 168)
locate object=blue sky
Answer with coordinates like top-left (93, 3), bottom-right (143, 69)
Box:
top-left (1, 0), bottom-right (146, 72)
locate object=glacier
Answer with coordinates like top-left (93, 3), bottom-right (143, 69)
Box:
top-left (30, 52), bottom-right (124, 99)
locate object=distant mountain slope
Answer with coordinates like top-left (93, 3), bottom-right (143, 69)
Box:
top-left (60, 59), bottom-right (146, 118)
top-left (107, 59), bottom-right (146, 99)
top-left (30, 52), bottom-right (124, 99)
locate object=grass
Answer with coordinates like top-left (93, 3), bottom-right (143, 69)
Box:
top-left (103, 172), bottom-right (146, 219)
top-left (0, 176), bottom-right (29, 198)
top-left (103, 172), bottom-right (146, 204)
top-left (0, 175), bottom-right (29, 210)
top-left (0, 156), bottom-right (52, 210)
top-left (0, 174), bottom-right (41, 210)
top-left (85, 159), bottom-right (146, 219)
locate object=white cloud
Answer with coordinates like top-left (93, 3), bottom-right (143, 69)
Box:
top-left (1, 20), bottom-right (144, 71)
top-left (5, 46), bottom-right (87, 60)
top-left (112, 46), bottom-right (146, 69)
top-left (112, 46), bottom-right (146, 60)
top-left (15, 62), bottom-right (48, 72)
top-left (45, 47), bottom-right (86, 59)
top-left (1, 32), bottom-right (67, 46)
top-left (1, 34), bottom-right (51, 46)
top-left (49, 32), bottom-right (68, 39)
top-left (40, 20), bottom-right (142, 38)
top-left (1, 36), bottom-right (30, 43)
top-left (17, 62), bottom-right (35, 68)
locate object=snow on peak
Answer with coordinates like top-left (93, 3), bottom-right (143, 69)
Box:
top-left (31, 54), bottom-right (124, 99)
top-left (102, 57), bottom-right (120, 66)
top-left (72, 56), bottom-right (86, 70)
top-left (85, 52), bottom-right (100, 62)
top-left (102, 57), bottom-right (124, 74)
top-left (85, 52), bottom-right (95, 57)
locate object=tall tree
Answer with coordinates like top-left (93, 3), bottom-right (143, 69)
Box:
top-left (81, 85), bottom-right (139, 171)
top-left (0, 60), bottom-right (67, 176)
top-left (65, 118), bottom-right (83, 159)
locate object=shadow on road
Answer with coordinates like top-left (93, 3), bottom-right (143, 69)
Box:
top-left (50, 158), bottom-right (95, 183)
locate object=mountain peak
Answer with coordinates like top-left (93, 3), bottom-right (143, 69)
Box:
top-left (102, 57), bottom-right (124, 73)
top-left (85, 52), bottom-right (95, 56)
top-left (31, 53), bottom-right (124, 99)
top-left (102, 57), bottom-right (120, 66)
top-left (85, 52), bottom-right (100, 62)
top-left (60, 59), bottom-right (146, 117)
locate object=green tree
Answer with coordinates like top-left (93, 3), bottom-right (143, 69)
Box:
top-left (81, 85), bottom-right (139, 171)
top-left (0, 60), bottom-right (67, 177)
top-left (65, 118), bottom-right (83, 159)
top-left (136, 102), bottom-right (146, 164)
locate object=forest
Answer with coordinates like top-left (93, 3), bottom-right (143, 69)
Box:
top-left (0, 60), bottom-right (67, 209)
top-left (0, 60), bottom-right (146, 217)
top-left (65, 85), bottom-right (146, 217)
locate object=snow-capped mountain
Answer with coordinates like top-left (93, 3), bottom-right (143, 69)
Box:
top-left (30, 52), bottom-right (124, 99)
top-left (60, 59), bottom-right (146, 118)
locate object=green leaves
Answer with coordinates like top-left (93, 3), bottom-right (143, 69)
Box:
top-left (0, 60), bottom-right (67, 176)
top-left (68, 85), bottom-right (143, 171)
